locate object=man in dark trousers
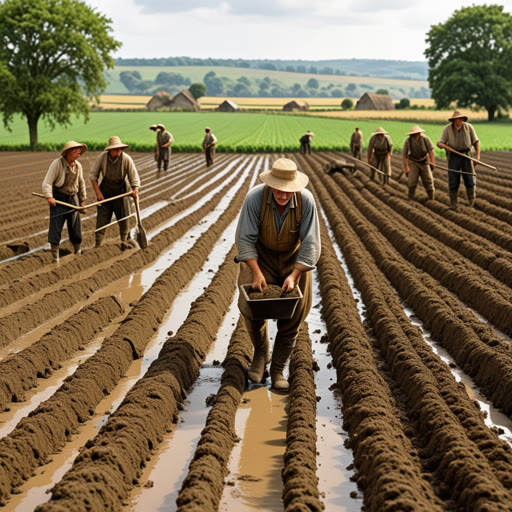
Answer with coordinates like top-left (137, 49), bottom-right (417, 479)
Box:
top-left (42, 141), bottom-right (87, 263)
top-left (299, 130), bottom-right (314, 154)
top-left (350, 127), bottom-right (363, 160)
top-left (203, 127), bottom-right (217, 167)
top-left (91, 136), bottom-right (141, 249)
top-left (150, 124), bottom-right (174, 171)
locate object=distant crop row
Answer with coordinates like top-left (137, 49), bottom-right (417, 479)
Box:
top-left (1, 112), bottom-right (510, 153)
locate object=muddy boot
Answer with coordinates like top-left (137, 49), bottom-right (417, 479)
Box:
top-left (427, 189), bottom-right (435, 201)
top-left (50, 243), bottom-right (59, 263)
top-left (73, 243), bottom-right (81, 255)
top-left (248, 349), bottom-right (270, 384)
top-left (408, 187), bottom-right (416, 201)
top-left (95, 231), bottom-right (105, 248)
top-left (449, 194), bottom-right (458, 211)
top-left (467, 188), bottom-right (476, 207)
top-left (270, 342), bottom-right (293, 391)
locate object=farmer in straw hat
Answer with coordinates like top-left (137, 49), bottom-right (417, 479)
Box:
top-left (90, 136), bottom-right (141, 250)
top-left (299, 130), bottom-right (315, 155)
top-left (368, 127), bottom-right (393, 185)
top-left (437, 111), bottom-right (480, 209)
top-left (235, 158), bottom-right (321, 391)
top-left (402, 125), bottom-right (436, 201)
top-left (42, 141), bottom-right (87, 263)
top-left (149, 124), bottom-right (174, 171)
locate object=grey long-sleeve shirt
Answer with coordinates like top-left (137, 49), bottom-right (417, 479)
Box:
top-left (235, 184), bottom-right (321, 270)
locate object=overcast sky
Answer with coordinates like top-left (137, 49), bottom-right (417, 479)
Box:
top-left (87, 0), bottom-right (508, 62)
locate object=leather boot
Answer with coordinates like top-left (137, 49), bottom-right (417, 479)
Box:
top-left (467, 188), bottom-right (476, 207)
top-left (95, 231), bottom-right (105, 248)
top-left (427, 189), bottom-right (435, 200)
top-left (50, 243), bottom-right (59, 263)
top-left (245, 319), bottom-right (270, 384)
top-left (408, 187), bottom-right (416, 201)
top-left (449, 194), bottom-right (458, 211)
top-left (73, 244), bottom-right (81, 255)
top-left (270, 342), bottom-right (294, 391)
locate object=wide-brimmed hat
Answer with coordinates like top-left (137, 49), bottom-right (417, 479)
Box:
top-left (259, 158), bottom-right (309, 193)
top-left (306, 130), bottom-right (314, 136)
top-left (406, 125), bottom-right (425, 136)
top-left (149, 125), bottom-right (157, 131)
top-left (156, 124), bottom-right (165, 130)
top-left (371, 127), bottom-right (388, 135)
top-left (449, 110), bottom-right (468, 122)
top-left (205, 126), bottom-right (211, 131)
top-left (61, 141), bottom-right (87, 156)
top-left (104, 136), bottom-right (129, 151)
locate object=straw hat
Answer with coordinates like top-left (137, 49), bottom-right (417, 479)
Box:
top-left (104, 136), bottom-right (129, 151)
top-left (60, 141), bottom-right (87, 156)
top-left (149, 125), bottom-right (157, 131)
top-left (448, 110), bottom-right (468, 122)
top-left (371, 127), bottom-right (388, 135)
top-left (406, 125), bottom-right (425, 136)
top-left (259, 158), bottom-right (309, 193)
top-left (156, 124), bottom-right (165, 130)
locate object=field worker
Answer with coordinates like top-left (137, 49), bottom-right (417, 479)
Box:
top-left (402, 125), bottom-right (436, 201)
top-left (350, 127), bottom-right (363, 160)
top-left (437, 111), bottom-right (480, 209)
top-left (150, 124), bottom-right (174, 171)
top-left (91, 136), bottom-right (141, 250)
top-left (42, 141), bottom-right (87, 263)
top-left (368, 127), bottom-right (393, 185)
top-left (203, 127), bottom-right (217, 167)
top-left (299, 130), bottom-right (314, 155)
top-left (235, 158), bottom-right (321, 391)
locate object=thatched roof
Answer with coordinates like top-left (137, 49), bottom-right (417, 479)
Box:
top-left (355, 93), bottom-right (395, 110)
top-left (283, 100), bottom-right (309, 111)
top-left (217, 99), bottom-right (240, 112)
top-left (169, 89), bottom-right (200, 111)
top-left (146, 90), bottom-right (173, 111)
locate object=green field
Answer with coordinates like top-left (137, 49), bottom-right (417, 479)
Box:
top-left (2, 112), bottom-right (511, 153)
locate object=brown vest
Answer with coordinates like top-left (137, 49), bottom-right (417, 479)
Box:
top-left (256, 186), bottom-right (302, 282)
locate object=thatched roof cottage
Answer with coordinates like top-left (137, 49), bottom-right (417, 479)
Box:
top-left (217, 99), bottom-right (240, 112)
top-left (146, 90), bottom-right (173, 111)
top-left (355, 93), bottom-right (395, 110)
top-left (169, 90), bottom-right (200, 111)
top-left (282, 100), bottom-right (309, 112)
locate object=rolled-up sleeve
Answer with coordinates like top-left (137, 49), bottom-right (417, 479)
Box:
top-left (296, 188), bottom-right (321, 270)
top-left (42, 159), bottom-right (61, 198)
top-left (235, 185), bottom-right (263, 262)
top-left (124, 154), bottom-right (141, 188)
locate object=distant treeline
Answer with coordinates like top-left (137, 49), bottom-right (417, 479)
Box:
top-left (119, 70), bottom-right (430, 99)
top-left (115, 57), bottom-right (428, 81)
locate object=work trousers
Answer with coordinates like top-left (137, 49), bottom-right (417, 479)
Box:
top-left (48, 191), bottom-right (82, 245)
top-left (157, 147), bottom-right (170, 171)
top-left (237, 261), bottom-right (312, 352)
top-left (300, 142), bottom-right (312, 155)
top-left (351, 145), bottom-right (361, 160)
top-left (205, 146), bottom-right (215, 167)
top-left (408, 160), bottom-right (435, 192)
top-left (95, 181), bottom-right (130, 239)
top-left (448, 152), bottom-right (475, 194)
top-left (370, 153), bottom-right (391, 181)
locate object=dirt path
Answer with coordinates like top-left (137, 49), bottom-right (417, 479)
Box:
top-left (1, 151), bottom-right (512, 511)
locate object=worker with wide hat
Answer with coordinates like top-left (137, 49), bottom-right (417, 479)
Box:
top-left (368, 127), bottom-right (393, 185)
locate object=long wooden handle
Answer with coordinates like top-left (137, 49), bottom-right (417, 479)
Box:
top-left (32, 192), bottom-right (82, 210)
top-left (449, 148), bottom-right (497, 171)
top-left (84, 191), bottom-right (133, 209)
top-left (426, 161), bottom-right (475, 176)
top-left (344, 153), bottom-right (390, 178)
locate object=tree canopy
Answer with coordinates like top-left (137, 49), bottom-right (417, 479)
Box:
top-left (188, 83), bottom-right (206, 100)
top-left (425, 4), bottom-right (512, 121)
top-left (0, 0), bottom-right (121, 148)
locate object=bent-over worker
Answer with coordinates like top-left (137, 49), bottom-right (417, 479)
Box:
top-left (42, 141), bottom-right (87, 263)
top-left (235, 158), bottom-right (321, 391)
top-left (203, 127), bottom-right (217, 167)
top-left (150, 124), bottom-right (174, 171)
top-left (402, 125), bottom-right (436, 201)
top-left (368, 127), bottom-right (393, 185)
top-left (437, 110), bottom-right (480, 209)
top-left (91, 136), bottom-right (141, 250)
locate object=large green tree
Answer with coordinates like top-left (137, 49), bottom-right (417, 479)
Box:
top-left (425, 4), bottom-right (512, 121)
top-left (0, 0), bottom-right (121, 148)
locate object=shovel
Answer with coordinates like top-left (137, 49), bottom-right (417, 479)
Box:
top-left (133, 195), bottom-right (148, 249)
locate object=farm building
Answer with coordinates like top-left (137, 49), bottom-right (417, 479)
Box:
top-left (355, 92), bottom-right (395, 110)
top-left (283, 100), bottom-right (309, 112)
top-left (146, 90), bottom-right (173, 111)
top-left (217, 99), bottom-right (240, 112)
top-left (169, 90), bottom-right (200, 111)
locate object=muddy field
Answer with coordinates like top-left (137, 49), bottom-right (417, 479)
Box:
top-left (1, 149), bottom-right (512, 511)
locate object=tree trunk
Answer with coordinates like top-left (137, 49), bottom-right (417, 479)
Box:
top-left (27, 114), bottom-right (40, 150)
top-left (487, 107), bottom-right (496, 122)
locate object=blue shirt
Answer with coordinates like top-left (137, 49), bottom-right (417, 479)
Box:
top-left (235, 184), bottom-right (321, 270)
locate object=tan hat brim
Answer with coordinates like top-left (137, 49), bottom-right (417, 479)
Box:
top-left (259, 169), bottom-right (309, 192)
top-left (104, 144), bottom-right (129, 151)
top-left (61, 143), bottom-right (87, 156)
top-left (449, 116), bottom-right (468, 122)
top-left (406, 129), bottom-right (425, 135)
